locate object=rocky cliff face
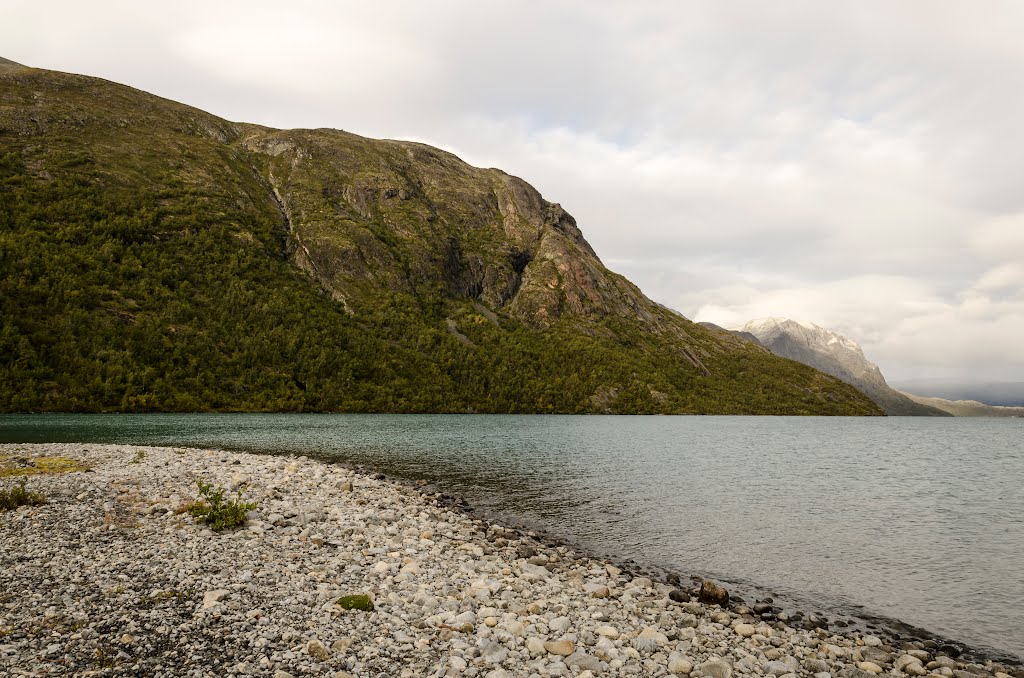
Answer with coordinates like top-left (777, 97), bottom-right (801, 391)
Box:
top-left (240, 128), bottom-right (658, 330)
top-left (737, 318), bottom-right (949, 416)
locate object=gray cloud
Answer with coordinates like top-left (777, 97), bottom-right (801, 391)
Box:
top-left (5, 0), bottom-right (1023, 382)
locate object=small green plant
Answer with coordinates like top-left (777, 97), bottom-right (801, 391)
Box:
top-left (0, 479), bottom-right (47, 511)
top-left (93, 647), bottom-right (117, 669)
top-left (129, 450), bottom-right (146, 464)
top-left (187, 478), bottom-right (257, 532)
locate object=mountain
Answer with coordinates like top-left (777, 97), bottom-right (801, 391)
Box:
top-left (737, 318), bottom-right (948, 416)
top-left (900, 392), bottom-right (1024, 417)
top-left (0, 60), bottom-right (882, 415)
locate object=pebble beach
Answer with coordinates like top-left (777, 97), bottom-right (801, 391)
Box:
top-left (1, 443), bottom-right (1020, 678)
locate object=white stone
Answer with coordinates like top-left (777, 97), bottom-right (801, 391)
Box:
top-left (202, 589), bottom-right (229, 609)
top-left (549, 616), bottom-right (570, 632)
top-left (526, 637), bottom-right (546, 657)
top-left (669, 651), bottom-right (694, 675)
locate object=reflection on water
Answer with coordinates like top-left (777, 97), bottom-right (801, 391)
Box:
top-left (1, 414), bottom-right (1022, 660)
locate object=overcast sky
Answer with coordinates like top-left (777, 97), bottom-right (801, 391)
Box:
top-left (6, 1), bottom-right (1024, 383)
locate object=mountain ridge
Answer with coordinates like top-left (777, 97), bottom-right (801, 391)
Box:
top-left (736, 318), bottom-right (948, 416)
top-left (0, 60), bottom-right (882, 415)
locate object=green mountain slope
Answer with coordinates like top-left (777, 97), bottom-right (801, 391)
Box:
top-left (0, 61), bottom-right (882, 415)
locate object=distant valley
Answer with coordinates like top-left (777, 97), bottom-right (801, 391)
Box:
top-left (899, 393), bottom-right (1024, 418)
top-left (892, 380), bottom-right (1024, 408)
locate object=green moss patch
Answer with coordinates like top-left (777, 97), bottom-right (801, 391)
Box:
top-left (0, 455), bottom-right (89, 478)
top-left (336, 594), bottom-right (374, 611)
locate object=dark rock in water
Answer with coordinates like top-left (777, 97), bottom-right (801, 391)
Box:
top-left (667, 573), bottom-right (681, 585)
top-left (517, 545), bottom-right (537, 559)
top-left (669, 589), bottom-right (691, 603)
top-left (939, 645), bottom-right (962, 659)
top-left (802, 614), bottom-right (829, 630)
top-left (754, 603), bottom-right (774, 615)
top-left (698, 580), bottom-right (729, 606)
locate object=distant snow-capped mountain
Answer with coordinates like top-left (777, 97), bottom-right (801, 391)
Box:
top-left (736, 318), bottom-right (950, 417)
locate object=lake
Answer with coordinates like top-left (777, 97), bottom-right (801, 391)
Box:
top-left (1, 414), bottom-right (1021, 661)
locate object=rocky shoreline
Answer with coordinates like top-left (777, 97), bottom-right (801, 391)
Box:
top-left (1, 443), bottom-right (1020, 678)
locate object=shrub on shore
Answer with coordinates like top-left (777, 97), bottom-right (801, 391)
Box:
top-left (0, 479), bottom-right (46, 511)
top-left (186, 479), bottom-right (257, 532)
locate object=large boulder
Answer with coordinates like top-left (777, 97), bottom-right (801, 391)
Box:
top-left (697, 580), bottom-right (729, 606)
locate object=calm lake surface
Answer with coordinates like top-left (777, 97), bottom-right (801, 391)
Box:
top-left (1, 414), bottom-right (1021, 660)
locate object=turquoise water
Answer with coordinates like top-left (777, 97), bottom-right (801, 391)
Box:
top-left (1, 414), bottom-right (1021, 660)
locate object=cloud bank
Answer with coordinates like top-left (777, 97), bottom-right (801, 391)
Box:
top-left (5, 0), bottom-right (1023, 382)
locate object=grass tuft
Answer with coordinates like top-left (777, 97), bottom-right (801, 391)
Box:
top-left (0, 479), bottom-right (47, 511)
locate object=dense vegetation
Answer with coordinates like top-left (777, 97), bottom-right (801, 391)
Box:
top-left (0, 62), bottom-right (882, 415)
